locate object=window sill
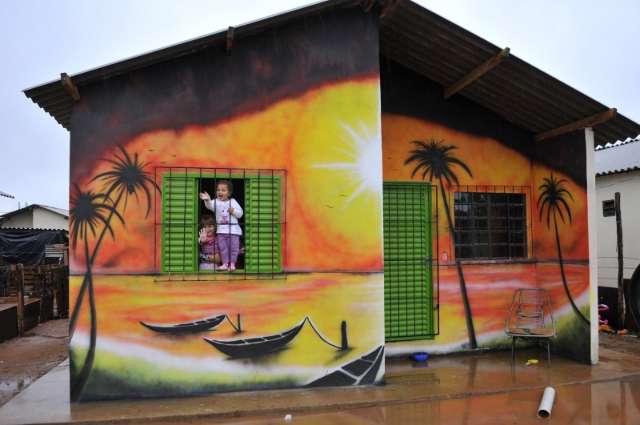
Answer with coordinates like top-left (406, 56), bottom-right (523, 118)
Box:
top-left (447, 258), bottom-right (536, 266)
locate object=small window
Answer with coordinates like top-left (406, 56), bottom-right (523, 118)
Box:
top-left (454, 192), bottom-right (527, 260)
top-left (602, 199), bottom-right (615, 217)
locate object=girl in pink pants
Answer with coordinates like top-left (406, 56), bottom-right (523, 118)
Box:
top-left (200, 180), bottom-right (243, 271)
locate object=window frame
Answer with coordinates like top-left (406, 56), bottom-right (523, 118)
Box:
top-left (453, 189), bottom-right (529, 261)
top-left (156, 168), bottom-right (285, 279)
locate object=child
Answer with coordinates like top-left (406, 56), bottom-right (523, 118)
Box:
top-left (200, 180), bottom-right (243, 271)
top-left (198, 215), bottom-right (219, 270)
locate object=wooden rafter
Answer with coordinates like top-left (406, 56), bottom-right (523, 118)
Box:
top-left (60, 73), bottom-right (80, 102)
top-left (534, 108), bottom-right (617, 142)
top-left (226, 26), bottom-right (235, 55)
top-left (380, 0), bottom-right (400, 19)
top-left (444, 47), bottom-right (510, 100)
top-left (360, 0), bottom-right (376, 13)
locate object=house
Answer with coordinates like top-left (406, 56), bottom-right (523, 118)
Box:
top-left (24, 0), bottom-right (640, 402)
top-left (595, 138), bottom-right (640, 327)
top-left (0, 204), bottom-right (68, 231)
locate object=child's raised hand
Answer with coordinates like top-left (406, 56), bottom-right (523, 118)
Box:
top-left (198, 227), bottom-right (207, 242)
top-left (199, 191), bottom-right (211, 201)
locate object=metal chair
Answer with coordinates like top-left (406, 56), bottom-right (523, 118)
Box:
top-left (505, 288), bottom-right (555, 366)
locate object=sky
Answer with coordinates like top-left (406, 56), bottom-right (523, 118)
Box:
top-left (1, 0), bottom-right (638, 214)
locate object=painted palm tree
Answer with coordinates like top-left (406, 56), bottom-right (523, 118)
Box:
top-left (69, 146), bottom-right (160, 401)
top-left (537, 174), bottom-right (589, 326)
top-left (404, 138), bottom-right (477, 349)
top-left (69, 146), bottom-right (160, 337)
top-left (69, 184), bottom-right (123, 401)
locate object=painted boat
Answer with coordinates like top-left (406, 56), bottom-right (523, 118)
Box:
top-left (140, 314), bottom-right (225, 334)
top-left (203, 318), bottom-right (305, 358)
top-left (306, 345), bottom-right (384, 387)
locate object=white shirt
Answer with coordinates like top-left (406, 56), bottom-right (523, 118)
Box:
top-left (204, 198), bottom-right (244, 236)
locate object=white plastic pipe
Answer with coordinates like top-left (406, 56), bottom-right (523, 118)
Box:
top-left (537, 387), bottom-right (556, 418)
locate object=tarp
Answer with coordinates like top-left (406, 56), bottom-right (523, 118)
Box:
top-left (0, 229), bottom-right (67, 265)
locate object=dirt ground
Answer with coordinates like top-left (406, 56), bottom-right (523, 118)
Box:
top-left (0, 319), bottom-right (68, 407)
top-left (599, 331), bottom-right (640, 355)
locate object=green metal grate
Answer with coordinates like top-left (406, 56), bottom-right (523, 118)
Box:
top-left (383, 181), bottom-right (435, 341)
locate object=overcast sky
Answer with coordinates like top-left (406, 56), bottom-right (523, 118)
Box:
top-left (1, 0), bottom-right (638, 214)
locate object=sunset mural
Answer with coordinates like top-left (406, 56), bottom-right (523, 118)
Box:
top-left (381, 109), bottom-right (590, 361)
top-left (68, 8), bottom-right (386, 401)
top-left (66, 4), bottom-right (594, 403)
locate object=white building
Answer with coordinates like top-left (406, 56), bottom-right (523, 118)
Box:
top-left (0, 204), bottom-right (68, 231)
top-left (595, 138), bottom-right (640, 289)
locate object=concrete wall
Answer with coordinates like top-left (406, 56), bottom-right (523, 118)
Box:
top-left (596, 169), bottom-right (640, 287)
top-left (33, 208), bottom-right (68, 230)
top-left (0, 211), bottom-right (33, 228)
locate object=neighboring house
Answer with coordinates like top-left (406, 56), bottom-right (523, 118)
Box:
top-left (596, 138), bottom-right (640, 287)
top-left (595, 138), bottom-right (640, 327)
top-left (24, 0), bottom-right (640, 402)
top-left (0, 204), bottom-right (68, 231)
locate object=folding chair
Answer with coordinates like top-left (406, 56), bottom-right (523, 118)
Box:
top-left (505, 288), bottom-right (555, 366)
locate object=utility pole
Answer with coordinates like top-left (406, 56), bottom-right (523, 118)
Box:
top-left (615, 192), bottom-right (625, 329)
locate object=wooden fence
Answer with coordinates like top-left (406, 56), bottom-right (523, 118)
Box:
top-left (0, 264), bottom-right (68, 337)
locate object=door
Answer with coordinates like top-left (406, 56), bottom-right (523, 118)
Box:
top-left (383, 181), bottom-right (435, 341)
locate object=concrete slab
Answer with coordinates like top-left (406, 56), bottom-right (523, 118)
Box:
top-left (1, 347), bottom-right (639, 425)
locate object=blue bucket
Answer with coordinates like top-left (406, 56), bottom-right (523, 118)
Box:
top-left (411, 352), bottom-right (429, 362)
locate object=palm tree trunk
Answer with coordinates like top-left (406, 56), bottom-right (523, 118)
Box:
top-left (69, 189), bottom-right (125, 337)
top-left (553, 215), bottom-right (589, 326)
top-left (439, 178), bottom-right (477, 349)
top-left (71, 238), bottom-right (98, 401)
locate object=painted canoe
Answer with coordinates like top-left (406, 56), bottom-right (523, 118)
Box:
top-left (203, 318), bottom-right (305, 358)
top-left (140, 314), bottom-right (225, 334)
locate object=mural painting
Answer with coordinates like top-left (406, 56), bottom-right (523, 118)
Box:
top-left (68, 9), bottom-right (385, 401)
top-left (381, 62), bottom-right (591, 362)
top-left (66, 5), bottom-right (595, 403)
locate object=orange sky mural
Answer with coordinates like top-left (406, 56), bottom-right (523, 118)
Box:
top-left (382, 113), bottom-right (589, 262)
top-left (71, 78), bottom-right (383, 273)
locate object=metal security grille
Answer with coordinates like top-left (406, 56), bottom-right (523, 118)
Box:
top-left (383, 181), bottom-right (438, 342)
top-left (155, 167), bottom-right (285, 281)
top-left (453, 188), bottom-right (529, 260)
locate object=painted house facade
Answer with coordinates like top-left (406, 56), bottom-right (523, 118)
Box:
top-left (24, 0), bottom-right (640, 402)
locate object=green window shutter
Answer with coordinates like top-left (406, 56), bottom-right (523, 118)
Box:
top-left (245, 176), bottom-right (282, 273)
top-left (383, 181), bottom-right (434, 341)
top-left (162, 174), bottom-right (198, 273)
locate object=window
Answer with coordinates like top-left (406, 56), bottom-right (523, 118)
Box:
top-left (454, 192), bottom-right (527, 260)
top-left (159, 168), bottom-right (284, 278)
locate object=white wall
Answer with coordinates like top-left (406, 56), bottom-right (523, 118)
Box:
top-left (596, 169), bottom-right (640, 288)
top-left (33, 208), bottom-right (68, 230)
top-left (0, 211), bottom-right (33, 228)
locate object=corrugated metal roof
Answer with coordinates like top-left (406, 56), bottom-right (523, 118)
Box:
top-left (595, 137), bottom-right (640, 176)
top-left (24, 0), bottom-right (640, 146)
top-left (0, 204), bottom-right (69, 220)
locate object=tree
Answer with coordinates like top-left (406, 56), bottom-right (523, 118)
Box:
top-left (405, 138), bottom-right (477, 349)
top-left (537, 174), bottom-right (589, 326)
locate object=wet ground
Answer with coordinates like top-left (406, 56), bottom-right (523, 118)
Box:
top-left (0, 320), bottom-right (68, 407)
top-left (1, 339), bottom-right (640, 425)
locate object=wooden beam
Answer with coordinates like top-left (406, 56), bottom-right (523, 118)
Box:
top-left (360, 0), bottom-right (375, 13)
top-left (534, 108), bottom-right (617, 142)
top-left (380, 0), bottom-right (400, 19)
top-left (60, 73), bottom-right (80, 102)
top-left (444, 47), bottom-right (510, 99)
top-left (226, 26), bottom-right (235, 55)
